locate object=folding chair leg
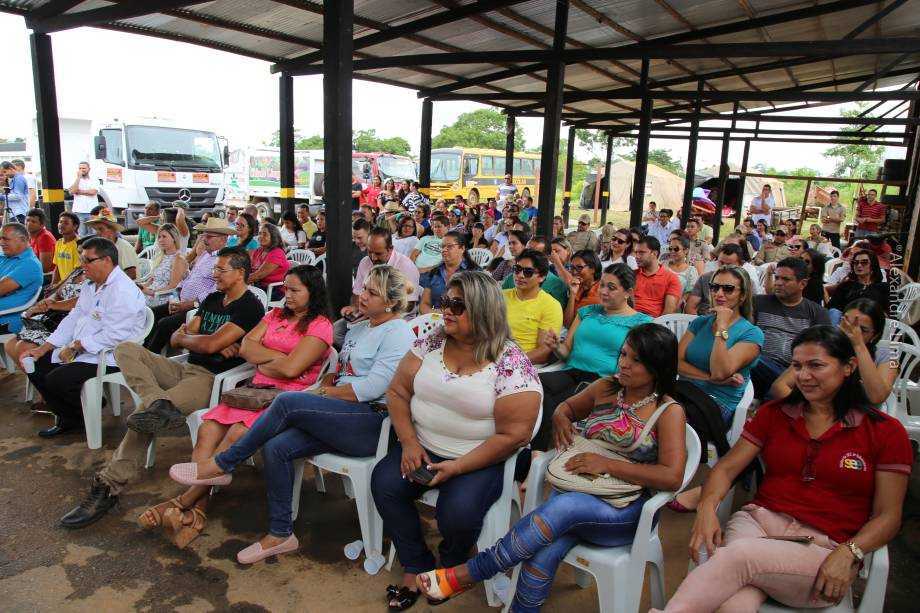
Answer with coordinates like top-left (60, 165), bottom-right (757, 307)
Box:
top-left (291, 459), bottom-right (306, 521)
top-left (109, 384), bottom-right (122, 417)
top-left (145, 439), bottom-right (156, 469)
top-left (81, 380), bottom-right (103, 450)
top-left (574, 568), bottom-right (593, 588)
top-left (314, 467), bottom-right (327, 493)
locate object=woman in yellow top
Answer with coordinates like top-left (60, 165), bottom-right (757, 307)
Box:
top-left (502, 249), bottom-right (563, 365)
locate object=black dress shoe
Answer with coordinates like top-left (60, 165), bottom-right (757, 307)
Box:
top-left (60, 478), bottom-right (118, 529)
top-left (38, 416), bottom-right (81, 438)
top-left (126, 398), bottom-right (186, 434)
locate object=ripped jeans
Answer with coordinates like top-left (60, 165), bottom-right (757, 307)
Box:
top-left (467, 490), bottom-right (646, 613)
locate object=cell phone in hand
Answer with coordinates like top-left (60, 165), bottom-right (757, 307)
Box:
top-left (409, 465), bottom-right (436, 485)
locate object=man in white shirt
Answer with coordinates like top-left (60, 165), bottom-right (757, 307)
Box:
top-left (70, 162), bottom-right (98, 237)
top-left (749, 184), bottom-right (775, 227)
top-left (20, 236), bottom-right (146, 437)
top-left (647, 208), bottom-right (678, 246)
top-left (497, 174), bottom-right (518, 208)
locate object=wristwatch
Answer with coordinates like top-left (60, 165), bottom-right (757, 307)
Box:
top-left (716, 330), bottom-right (729, 340)
top-left (846, 541), bottom-right (865, 562)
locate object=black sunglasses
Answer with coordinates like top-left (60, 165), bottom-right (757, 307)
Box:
top-left (439, 296), bottom-right (466, 315)
top-left (613, 237), bottom-right (628, 244)
top-left (708, 283), bottom-right (738, 295)
top-left (513, 265), bottom-right (537, 278)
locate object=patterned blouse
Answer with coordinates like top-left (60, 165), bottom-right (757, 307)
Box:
top-left (583, 397), bottom-right (669, 464)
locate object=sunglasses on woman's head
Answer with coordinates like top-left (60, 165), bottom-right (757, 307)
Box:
top-left (513, 265), bottom-right (537, 278)
top-left (708, 283), bottom-right (738, 295)
top-left (439, 296), bottom-right (466, 315)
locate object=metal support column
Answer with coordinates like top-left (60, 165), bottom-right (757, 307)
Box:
top-left (419, 98), bottom-right (433, 198)
top-left (681, 80), bottom-right (704, 224)
top-left (30, 33), bottom-right (64, 230)
top-left (736, 140), bottom-right (751, 227)
top-left (601, 131), bottom-right (613, 226)
top-left (630, 58), bottom-right (652, 228)
top-left (279, 72), bottom-right (295, 219)
top-left (505, 113), bottom-right (515, 180)
top-left (714, 131), bottom-right (730, 242)
top-left (323, 0), bottom-right (354, 313)
top-left (536, 0), bottom-right (568, 245)
top-left (562, 128), bottom-right (575, 227)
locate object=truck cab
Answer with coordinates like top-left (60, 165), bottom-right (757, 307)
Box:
top-left (92, 119), bottom-right (227, 228)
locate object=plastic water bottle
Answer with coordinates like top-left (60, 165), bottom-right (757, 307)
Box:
top-left (492, 574), bottom-right (512, 603)
top-left (344, 539), bottom-right (364, 560)
top-left (364, 553), bottom-right (385, 575)
top-left (20, 356), bottom-right (35, 374)
top-left (697, 546), bottom-right (709, 565)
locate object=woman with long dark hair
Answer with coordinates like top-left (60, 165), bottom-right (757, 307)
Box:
top-left (416, 324), bottom-right (688, 611)
top-left (801, 247), bottom-right (827, 306)
top-left (659, 326), bottom-right (910, 612)
top-left (563, 249), bottom-right (602, 327)
top-left (827, 249), bottom-right (889, 319)
top-left (141, 265), bottom-right (333, 548)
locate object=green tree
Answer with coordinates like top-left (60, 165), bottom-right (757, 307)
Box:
top-left (432, 109), bottom-right (525, 150)
top-left (352, 129), bottom-right (411, 156)
top-left (822, 104), bottom-right (885, 178)
top-left (266, 129), bottom-right (322, 149)
top-left (623, 148), bottom-right (686, 177)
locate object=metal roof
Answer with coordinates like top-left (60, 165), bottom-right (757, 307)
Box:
top-left (3, 0), bottom-right (920, 126)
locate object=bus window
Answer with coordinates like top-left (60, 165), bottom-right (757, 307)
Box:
top-left (431, 151), bottom-right (460, 182)
top-left (493, 156), bottom-right (506, 176)
top-left (482, 155), bottom-right (493, 175)
top-left (463, 155), bottom-right (479, 178)
top-left (513, 157), bottom-right (522, 176)
top-left (522, 159), bottom-right (534, 176)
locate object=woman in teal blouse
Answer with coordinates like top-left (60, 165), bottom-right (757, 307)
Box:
top-left (227, 212), bottom-right (259, 251)
top-left (535, 263), bottom-right (652, 450)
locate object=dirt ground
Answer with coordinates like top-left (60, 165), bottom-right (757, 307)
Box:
top-left (1, 370), bottom-right (918, 612)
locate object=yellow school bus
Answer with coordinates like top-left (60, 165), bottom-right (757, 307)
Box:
top-left (428, 147), bottom-right (540, 203)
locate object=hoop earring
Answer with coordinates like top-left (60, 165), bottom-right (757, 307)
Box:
top-left (384, 307), bottom-right (392, 312)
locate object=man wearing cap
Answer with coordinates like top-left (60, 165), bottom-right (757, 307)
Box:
top-left (143, 217), bottom-right (233, 354)
top-left (755, 228), bottom-right (792, 264)
top-left (83, 209), bottom-right (139, 280)
top-left (566, 214), bottom-right (598, 252)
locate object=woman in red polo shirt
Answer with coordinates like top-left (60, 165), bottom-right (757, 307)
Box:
top-left (657, 325), bottom-right (911, 612)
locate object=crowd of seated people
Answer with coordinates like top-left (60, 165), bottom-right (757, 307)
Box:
top-left (0, 179), bottom-right (915, 613)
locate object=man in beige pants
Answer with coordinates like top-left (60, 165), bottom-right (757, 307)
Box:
top-left (59, 246), bottom-right (265, 529)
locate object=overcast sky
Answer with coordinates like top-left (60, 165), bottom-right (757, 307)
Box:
top-left (0, 13), bottom-right (907, 175)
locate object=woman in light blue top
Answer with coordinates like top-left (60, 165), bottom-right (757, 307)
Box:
top-left (171, 265), bottom-right (415, 565)
top-left (226, 212), bottom-right (259, 251)
top-left (536, 263), bottom-right (652, 450)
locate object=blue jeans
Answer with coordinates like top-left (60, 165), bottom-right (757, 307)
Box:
top-left (75, 212), bottom-right (93, 237)
top-left (371, 441), bottom-right (505, 574)
top-left (214, 391), bottom-right (385, 537)
top-left (468, 491), bottom-right (645, 613)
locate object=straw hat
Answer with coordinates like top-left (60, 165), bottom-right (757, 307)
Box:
top-left (577, 213), bottom-right (592, 225)
top-left (83, 208), bottom-right (125, 233)
top-left (192, 217), bottom-right (237, 235)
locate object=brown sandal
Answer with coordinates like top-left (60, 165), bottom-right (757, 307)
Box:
top-left (162, 506), bottom-right (206, 549)
top-left (138, 497), bottom-right (186, 529)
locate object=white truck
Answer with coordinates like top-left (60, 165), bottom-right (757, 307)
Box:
top-left (31, 116), bottom-right (228, 229)
top-left (225, 147), bottom-right (324, 215)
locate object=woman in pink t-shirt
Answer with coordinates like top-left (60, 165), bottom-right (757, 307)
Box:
top-left (138, 265), bottom-right (332, 548)
top-left (249, 222), bottom-right (291, 293)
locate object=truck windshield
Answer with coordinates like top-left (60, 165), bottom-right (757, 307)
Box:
top-left (378, 156), bottom-right (418, 181)
top-left (126, 125), bottom-right (222, 171)
top-left (431, 152), bottom-right (460, 182)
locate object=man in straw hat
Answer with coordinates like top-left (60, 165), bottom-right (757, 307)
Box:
top-left (143, 216), bottom-right (234, 354)
top-left (83, 209), bottom-right (140, 279)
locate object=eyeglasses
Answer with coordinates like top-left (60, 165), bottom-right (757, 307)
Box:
top-left (613, 237), bottom-right (628, 244)
top-left (801, 439), bottom-right (822, 482)
top-left (439, 296), bottom-right (466, 315)
top-left (853, 259), bottom-right (871, 266)
top-left (708, 283), bottom-right (738, 295)
top-left (212, 266), bottom-right (234, 275)
top-left (80, 255), bottom-right (105, 265)
top-left (513, 265), bottom-right (537, 278)
top-left (788, 243), bottom-right (802, 250)
top-left (571, 264), bottom-right (589, 272)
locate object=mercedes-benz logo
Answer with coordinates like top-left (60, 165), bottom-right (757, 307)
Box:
top-left (177, 188), bottom-right (192, 202)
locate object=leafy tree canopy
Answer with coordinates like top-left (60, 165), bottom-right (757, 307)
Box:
top-left (623, 148), bottom-right (686, 178)
top-left (265, 129), bottom-right (409, 155)
top-left (822, 103), bottom-right (885, 178)
top-left (432, 109), bottom-right (525, 151)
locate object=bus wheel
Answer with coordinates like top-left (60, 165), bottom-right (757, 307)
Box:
top-left (521, 187), bottom-right (531, 200)
top-left (468, 189), bottom-right (480, 205)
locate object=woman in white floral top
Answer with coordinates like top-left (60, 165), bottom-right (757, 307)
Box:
top-left (372, 270), bottom-right (542, 610)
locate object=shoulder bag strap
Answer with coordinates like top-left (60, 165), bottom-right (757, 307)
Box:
top-left (619, 399), bottom-right (677, 454)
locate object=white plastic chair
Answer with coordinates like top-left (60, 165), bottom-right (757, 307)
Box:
top-left (138, 245), bottom-right (159, 260)
top-left (313, 252), bottom-right (326, 273)
top-left (889, 343), bottom-right (920, 449)
top-left (759, 546), bottom-right (889, 613)
top-left (503, 425), bottom-right (702, 613)
top-left (653, 313), bottom-right (697, 340)
top-left (407, 312), bottom-right (443, 338)
top-left (265, 282), bottom-right (284, 308)
top-left (287, 249), bottom-right (315, 266)
top-left (80, 307), bottom-right (155, 450)
top-left (891, 283), bottom-right (920, 323)
top-left (827, 245), bottom-right (842, 259)
top-left (0, 284), bottom-right (43, 372)
top-left (468, 247), bottom-right (494, 268)
top-left (385, 409), bottom-right (543, 607)
top-left (247, 285), bottom-right (269, 309)
top-left (135, 258), bottom-right (153, 282)
top-left (712, 382), bottom-right (755, 526)
top-left (882, 318), bottom-right (920, 347)
top-left (823, 257), bottom-right (844, 284)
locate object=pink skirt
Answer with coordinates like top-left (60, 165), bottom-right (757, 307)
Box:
top-left (202, 403), bottom-right (267, 429)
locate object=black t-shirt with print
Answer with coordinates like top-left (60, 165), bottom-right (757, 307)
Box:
top-left (308, 230), bottom-right (326, 249)
top-left (189, 289), bottom-right (265, 373)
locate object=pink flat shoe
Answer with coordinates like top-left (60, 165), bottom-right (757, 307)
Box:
top-left (169, 462), bottom-right (232, 487)
top-left (237, 535), bottom-right (299, 564)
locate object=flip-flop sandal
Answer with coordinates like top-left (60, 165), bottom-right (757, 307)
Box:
top-left (386, 586), bottom-right (421, 611)
top-left (138, 497), bottom-right (185, 529)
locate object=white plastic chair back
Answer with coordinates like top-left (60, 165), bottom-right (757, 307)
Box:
top-left (139, 245), bottom-right (159, 260)
top-left (247, 286), bottom-right (269, 309)
top-left (407, 312), bottom-right (443, 339)
top-left (827, 245), bottom-right (841, 259)
top-left (287, 249), bottom-right (316, 266)
top-left (882, 318), bottom-right (920, 347)
top-left (892, 282), bottom-right (920, 323)
top-left (823, 257), bottom-right (843, 283)
top-left (889, 343), bottom-right (920, 448)
top-left (653, 313), bottom-right (696, 340)
top-left (313, 252), bottom-right (326, 271)
top-left (468, 247), bottom-right (493, 268)
top-left (135, 258), bottom-right (153, 281)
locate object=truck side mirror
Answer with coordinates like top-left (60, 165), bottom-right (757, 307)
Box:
top-left (94, 135), bottom-right (106, 160)
top-left (223, 145), bottom-right (230, 167)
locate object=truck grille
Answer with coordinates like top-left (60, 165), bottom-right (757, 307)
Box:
top-left (144, 187), bottom-right (219, 209)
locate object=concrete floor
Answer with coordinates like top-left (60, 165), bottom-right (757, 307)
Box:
top-left (1, 370), bottom-right (918, 612)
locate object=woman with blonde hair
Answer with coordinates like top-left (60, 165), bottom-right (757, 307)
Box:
top-left (170, 265), bottom-right (416, 564)
top-left (138, 223), bottom-right (188, 306)
top-left (372, 270), bottom-right (542, 609)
